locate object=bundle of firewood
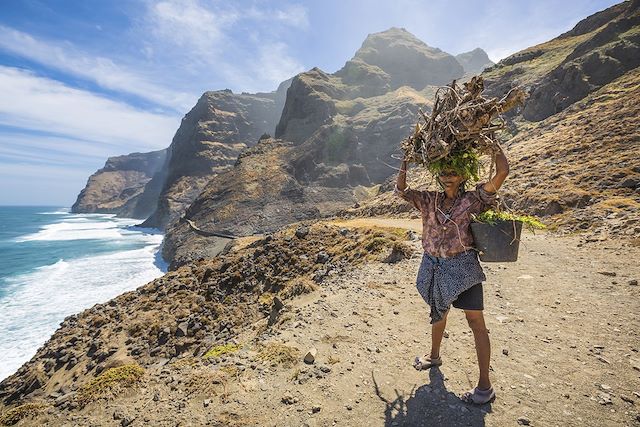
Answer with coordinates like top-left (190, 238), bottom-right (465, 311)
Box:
top-left (401, 76), bottom-right (526, 166)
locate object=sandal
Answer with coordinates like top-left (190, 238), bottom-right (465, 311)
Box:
top-left (412, 355), bottom-right (442, 371)
top-left (461, 386), bottom-right (496, 405)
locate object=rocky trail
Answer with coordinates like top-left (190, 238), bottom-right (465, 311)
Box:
top-left (11, 219), bottom-right (639, 427)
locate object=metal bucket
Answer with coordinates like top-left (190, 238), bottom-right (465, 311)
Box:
top-left (470, 220), bottom-right (522, 262)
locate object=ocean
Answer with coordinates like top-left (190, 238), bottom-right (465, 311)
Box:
top-left (0, 206), bottom-right (167, 382)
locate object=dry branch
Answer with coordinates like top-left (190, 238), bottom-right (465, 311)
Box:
top-left (401, 76), bottom-right (526, 166)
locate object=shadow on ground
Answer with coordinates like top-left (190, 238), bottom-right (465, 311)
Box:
top-left (374, 368), bottom-right (491, 426)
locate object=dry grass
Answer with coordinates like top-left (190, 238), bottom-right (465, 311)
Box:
top-left (279, 278), bottom-right (317, 300)
top-left (0, 403), bottom-right (46, 426)
top-left (257, 342), bottom-right (300, 368)
top-left (76, 364), bottom-right (144, 406)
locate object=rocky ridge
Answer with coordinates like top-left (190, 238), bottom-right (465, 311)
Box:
top-left (455, 47), bottom-right (495, 75)
top-left (140, 82), bottom-right (291, 230)
top-left (161, 28), bottom-right (489, 267)
top-left (70, 149), bottom-right (167, 219)
top-left (483, 0), bottom-right (639, 121)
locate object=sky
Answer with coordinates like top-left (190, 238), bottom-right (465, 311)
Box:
top-left (0, 0), bottom-right (621, 206)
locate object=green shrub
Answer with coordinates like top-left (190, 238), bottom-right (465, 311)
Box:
top-left (323, 128), bottom-right (350, 163)
top-left (473, 210), bottom-right (546, 231)
top-left (203, 343), bottom-right (241, 359)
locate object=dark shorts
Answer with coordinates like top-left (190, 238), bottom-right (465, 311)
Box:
top-left (452, 283), bottom-right (484, 310)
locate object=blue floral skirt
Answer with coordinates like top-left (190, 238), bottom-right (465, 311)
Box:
top-left (416, 250), bottom-right (486, 324)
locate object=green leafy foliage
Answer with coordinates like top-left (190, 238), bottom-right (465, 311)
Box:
top-left (473, 210), bottom-right (546, 230)
top-left (426, 148), bottom-right (481, 181)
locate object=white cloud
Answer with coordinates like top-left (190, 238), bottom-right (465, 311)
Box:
top-left (142, 0), bottom-right (306, 92)
top-left (0, 133), bottom-right (116, 166)
top-left (0, 66), bottom-right (179, 150)
top-left (274, 4), bottom-right (309, 29)
top-left (0, 25), bottom-right (196, 111)
top-left (148, 0), bottom-right (238, 56)
top-left (245, 4), bottom-right (310, 29)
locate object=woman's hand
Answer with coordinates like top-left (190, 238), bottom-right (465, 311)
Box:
top-left (483, 144), bottom-right (509, 194)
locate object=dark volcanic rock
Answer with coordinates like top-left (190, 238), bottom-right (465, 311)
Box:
top-left (524, 9), bottom-right (640, 121)
top-left (275, 68), bottom-right (341, 144)
top-left (71, 149), bottom-right (167, 219)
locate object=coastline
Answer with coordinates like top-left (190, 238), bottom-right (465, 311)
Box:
top-left (0, 207), bottom-right (167, 382)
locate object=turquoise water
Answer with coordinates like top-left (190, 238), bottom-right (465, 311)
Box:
top-left (0, 206), bottom-right (167, 381)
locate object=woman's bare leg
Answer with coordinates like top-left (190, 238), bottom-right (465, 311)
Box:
top-left (430, 309), bottom-right (449, 358)
top-left (464, 309), bottom-right (491, 389)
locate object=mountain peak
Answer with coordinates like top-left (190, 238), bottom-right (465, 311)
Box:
top-left (355, 27), bottom-right (442, 59)
top-left (342, 27), bottom-right (463, 90)
top-left (455, 48), bottom-right (494, 74)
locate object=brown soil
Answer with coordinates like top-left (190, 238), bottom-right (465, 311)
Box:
top-left (4, 218), bottom-right (639, 426)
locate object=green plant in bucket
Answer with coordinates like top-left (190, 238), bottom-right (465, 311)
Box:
top-left (473, 210), bottom-right (546, 231)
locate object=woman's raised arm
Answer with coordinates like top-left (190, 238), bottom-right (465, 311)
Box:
top-left (483, 145), bottom-right (509, 194)
top-left (397, 160), bottom-right (409, 191)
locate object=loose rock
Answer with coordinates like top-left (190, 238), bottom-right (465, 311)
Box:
top-left (304, 348), bottom-right (318, 364)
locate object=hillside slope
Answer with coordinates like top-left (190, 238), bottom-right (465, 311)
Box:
top-left (484, 0), bottom-right (639, 121)
top-left (161, 29), bottom-right (500, 267)
top-left (344, 68), bottom-right (640, 238)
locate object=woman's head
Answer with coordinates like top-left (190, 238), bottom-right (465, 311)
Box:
top-left (437, 169), bottom-right (466, 193)
top-left (428, 148), bottom-right (480, 192)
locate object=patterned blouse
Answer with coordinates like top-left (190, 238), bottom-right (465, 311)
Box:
top-left (395, 183), bottom-right (497, 258)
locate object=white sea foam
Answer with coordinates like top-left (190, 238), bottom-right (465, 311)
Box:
top-left (15, 214), bottom-right (143, 242)
top-left (0, 214), bottom-right (166, 381)
top-left (37, 208), bottom-right (70, 215)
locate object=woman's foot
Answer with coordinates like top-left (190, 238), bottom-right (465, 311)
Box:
top-left (460, 386), bottom-right (495, 404)
top-left (413, 354), bottom-right (442, 371)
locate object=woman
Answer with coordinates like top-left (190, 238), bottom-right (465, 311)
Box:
top-left (395, 145), bottom-right (509, 405)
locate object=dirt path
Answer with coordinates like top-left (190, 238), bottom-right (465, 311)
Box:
top-left (238, 229), bottom-right (640, 427)
top-left (23, 224), bottom-right (640, 427)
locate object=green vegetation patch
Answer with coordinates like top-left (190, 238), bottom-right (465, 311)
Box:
top-left (76, 364), bottom-right (144, 405)
top-left (203, 343), bottom-right (242, 359)
top-left (0, 403), bottom-right (46, 426)
top-left (426, 148), bottom-right (481, 181)
top-left (473, 210), bottom-right (546, 230)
